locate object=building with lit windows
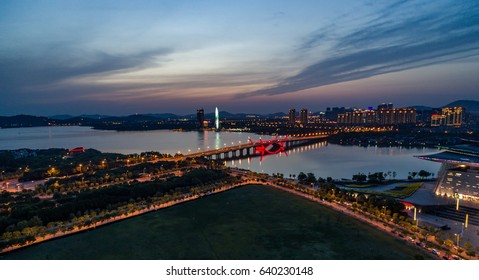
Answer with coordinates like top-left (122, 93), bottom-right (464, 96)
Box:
top-left (377, 102), bottom-right (393, 110)
top-left (337, 107), bottom-right (416, 125)
top-left (300, 108), bottom-right (308, 124)
top-left (431, 107), bottom-right (463, 127)
top-left (196, 108), bottom-right (204, 128)
top-left (377, 108), bottom-right (416, 125)
top-left (288, 109), bottom-right (296, 125)
top-left (416, 141), bottom-right (479, 201)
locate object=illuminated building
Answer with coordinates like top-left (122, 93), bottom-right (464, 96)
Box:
top-left (196, 108), bottom-right (204, 128)
top-left (337, 107), bottom-right (415, 125)
top-left (416, 141), bottom-right (479, 201)
top-left (300, 108), bottom-right (308, 124)
top-left (377, 108), bottom-right (416, 125)
top-left (431, 114), bottom-right (446, 126)
top-left (289, 108), bottom-right (296, 125)
top-left (377, 102), bottom-right (393, 110)
top-left (215, 107), bottom-right (220, 131)
top-left (431, 107), bottom-right (463, 127)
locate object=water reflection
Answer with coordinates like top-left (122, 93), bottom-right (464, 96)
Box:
top-left (0, 127), bottom-right (440, 180)
top-left (225, 140), bottom-right (440, 180)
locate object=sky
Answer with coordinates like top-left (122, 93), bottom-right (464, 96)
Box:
top-left (0, 0), bottom-right (478, 116)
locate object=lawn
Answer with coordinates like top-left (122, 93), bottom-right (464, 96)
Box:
top-left (1, 185), bottom-right (430, 260)
top-left (361, 182), bottom-right (424, 199)
top-left (382, 182), bottom-right (425, 198)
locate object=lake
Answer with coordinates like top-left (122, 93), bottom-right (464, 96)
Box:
top-left (0, 126), bottom-right (440, 180)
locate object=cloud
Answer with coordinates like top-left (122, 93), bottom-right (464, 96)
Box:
top-left (0, 45), bottom-right (172, 92)
top-left (239, 0), bottom-right (479, 97)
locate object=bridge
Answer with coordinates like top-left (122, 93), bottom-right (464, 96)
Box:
top-left (170, 134), bottom-right (329, 161)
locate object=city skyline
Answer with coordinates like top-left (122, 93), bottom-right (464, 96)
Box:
top-left (1, 0), bottom-right (478, 115)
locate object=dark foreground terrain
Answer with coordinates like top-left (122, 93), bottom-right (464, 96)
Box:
top-left (1, 185), bottom-right (429, 259)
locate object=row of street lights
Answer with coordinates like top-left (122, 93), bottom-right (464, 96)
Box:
top-left (177, 140), bottom-right (244, 155)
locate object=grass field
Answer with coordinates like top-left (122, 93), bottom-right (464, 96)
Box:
top-left (382, 182), bottom-right (424, 198)
top-left (1, 185), bottom-right (430, 260)
top-left (362, 182), bottom-right (425, 199)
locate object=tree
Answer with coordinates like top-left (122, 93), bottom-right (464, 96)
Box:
top-left (352, 173), bottom-right (367, 183)
top-left (297, 172), bottom-right (307, 182)
top-left (418, 170), bottom-right (431, 179)
top-left (306, 173), bottom-right (316, 184)
top-left (444, 239), bottom-right (454, 248)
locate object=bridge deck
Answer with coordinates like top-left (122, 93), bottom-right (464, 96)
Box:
top-left (170, 135), bottom-right (329, 161)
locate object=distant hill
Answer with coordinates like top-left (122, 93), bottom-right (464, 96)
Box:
top-left (409, 105), bottom-right (433, 111)
top-left (266, 112), bottom-right (287, 118)
top-left (143, 113), bottom-right (182, 120)
top-left (50, 114), bottom-right (113, 120)
top-left (49, 114), bottom-right (74, 120)
top-left (0, 115), bottom-right (52, 128)
top-left (444, 100), bottom-right (479, 112)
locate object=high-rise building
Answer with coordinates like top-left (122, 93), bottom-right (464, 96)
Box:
top-left (377, 108), bottom-right (416, 125)
top-left (300, 108), bottom-right (308, 124)
top-left (196, 108), bottom-right (204, 128)
top-left (443, 107), bottom-right (463, 126)
top-left (288, 109), bottom-right (296, 125)
top-left (337, 107), bottom-right (416, 125)
top-left (430, 107), bottom-right (463, 127)
top-left (377, 102), bottom-right (393, 110)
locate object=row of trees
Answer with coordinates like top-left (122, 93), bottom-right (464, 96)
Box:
top-left (275, 174), bottom-right (478, 259)
top-left (0, 168), bottom-right (235, 249)
top-left (275, 177), bottom-right (407, 219)
top-left (0, 148), bottom-right (173, 182)
top-left (350, 170), bottom-right (434, 183)
top-left (408, 170), bottom-right (433, 180)
top-left (37, 160), bottom-right (185, 195)
top-left (291, 172), bottom-right (333, 184)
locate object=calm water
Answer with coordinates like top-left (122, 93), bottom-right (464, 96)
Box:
top-left (0, 126), bottom-right (440, 180)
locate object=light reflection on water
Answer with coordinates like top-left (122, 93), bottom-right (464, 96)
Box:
top-left (0, 126), bottom-right (440, 180)
top-left (224, 140), bottom-right (440, 180)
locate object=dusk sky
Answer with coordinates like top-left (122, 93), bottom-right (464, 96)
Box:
top-left (1, 0), bottom-right (478, 116)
